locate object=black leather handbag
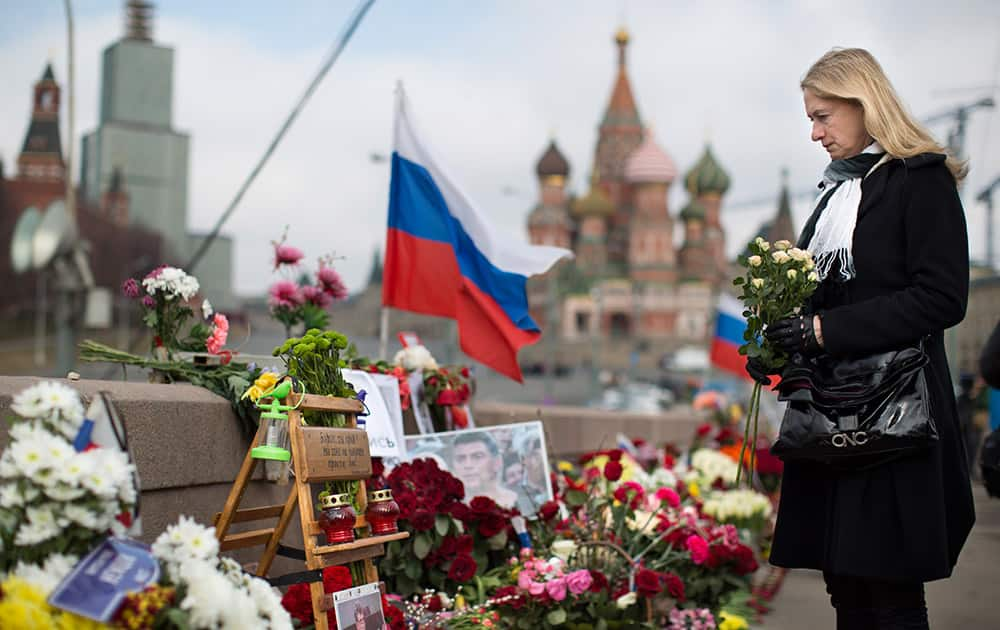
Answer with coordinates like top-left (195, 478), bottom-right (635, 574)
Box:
top-left (771, 341), bottom-right (937, 466)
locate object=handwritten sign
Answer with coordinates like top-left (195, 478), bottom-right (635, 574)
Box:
top-left (300, 427), bottom-right (372, 482)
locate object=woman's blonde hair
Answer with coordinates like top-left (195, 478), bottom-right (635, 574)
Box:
top-left (802, 47), bottom-right (966, 181)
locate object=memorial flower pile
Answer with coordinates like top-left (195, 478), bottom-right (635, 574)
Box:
top-left (732, 237), bottom-right (820, 483)
top-left (0, 382), bottom-right (137, 570)
top-left (378, 458), bottom-right (520, 598)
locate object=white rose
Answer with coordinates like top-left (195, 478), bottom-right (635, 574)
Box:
top-left (787, 269), bottom-right (797, 280)
top-left (551, 539), bottom-right (578, 562)
top-left (804, 258), bottom-right (815, 270)
top-left (771, 251), bottom-right (790, 264)
top-left (774, 240), bottom-right (792, 250)
top-left (616, 592), bottom-right (638, 609)
top-left (747, 255), bottom-right (762, 267)
top-left (808, 272), bottom-right (820, 282)
top-left (751, 278), bottom-right (764, 289)
top-left (788, 247), bottom-right (807, 261)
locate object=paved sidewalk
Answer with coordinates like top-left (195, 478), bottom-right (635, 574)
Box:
top-left (761, 485), bottom-right (999, 629)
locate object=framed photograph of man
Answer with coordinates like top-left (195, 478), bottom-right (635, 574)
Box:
top-left (404, 421), bottom-right (554, 516)
top-left (332, 583), bottom-right (385, 630)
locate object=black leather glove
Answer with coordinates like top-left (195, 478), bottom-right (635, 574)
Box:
top-left (765, 314), bottom-right (823, 357)
top-left (745, 356), bottom-right (774, 386)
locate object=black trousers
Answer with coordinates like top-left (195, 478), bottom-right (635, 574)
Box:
top-left (824, 573), bottom-right (928, 630)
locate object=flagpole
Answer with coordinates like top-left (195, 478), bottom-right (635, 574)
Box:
top-left (378, 306), bottom-right (390, 360)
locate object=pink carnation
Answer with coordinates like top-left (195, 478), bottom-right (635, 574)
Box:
top-left (685, 534), bottom-right (710, 565)
top-left (206, 314), bottom-right (229, 354)
top-left (317, 264), bottom-right (348, 300)
top-left (301, 285), bottom-right (332, 308)
top-left (213, 313), bottom-right (229, 333)
top-left (273, 244), bottom-right (304, 269)
top-left (656, 487), bottom-right (681, 509)
top-left (268, 280), bottom-right (303, 309)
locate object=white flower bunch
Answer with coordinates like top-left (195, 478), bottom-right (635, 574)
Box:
top-left (7, 553), bottom-right (78, 595)
top-left (153, 516), bottom-right (292, 629)
top-left (10, 381), bottom-right (84, 439)
top-left (142, 266), bottom-right (200, 301)
top-left (393, 344), bottom-right (439, 371)
top-left (0, 382), bottom-right (137, 568)
top-left (701, 489), bottom-right (773, 525)
top-left (689, 448), bottom-right (739, 487)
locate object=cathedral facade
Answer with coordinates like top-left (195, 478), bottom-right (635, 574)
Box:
top-left (526, 29), bottom-right (732, 345)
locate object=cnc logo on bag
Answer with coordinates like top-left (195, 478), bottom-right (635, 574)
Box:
top-left (830, 431), bottom-right (869, 448)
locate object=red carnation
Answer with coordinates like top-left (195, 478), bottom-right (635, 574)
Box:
top-left (280, 583), bottom-right (313, 625)
top-left (538, 500), bottom-right (560, 521)
top-left (613, 481), bottom-right (644, 509)
top-left (696, 423), bottom-right (713, 438)
top-left (460, 366), bottom-right (470, 378)
top-left (470, 496), bottom-right (498, 514)
top-left (603, 461), bottom-right (623, 482)
top-left (663, 572), bottom-right (686, 601)
top-left (410, 510), bottom-right (435, 531)
top-left (447, 553), bottom-right (477, 582)
top-left (663, 453), bottom-right (676, 469)
top-left (370, 457), bottom-right (385, 480)
top-left (635, 568), bottom-right (663, 597)
top-left (492, 585), bottom-right (524, 609)
top-left (589, 570), bottom-right (609, 593)
top-left (608, 448), bottom-right (624, 462)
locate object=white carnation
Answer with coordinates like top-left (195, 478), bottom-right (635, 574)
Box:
top-left (393, 344), bottom-right (439, 371)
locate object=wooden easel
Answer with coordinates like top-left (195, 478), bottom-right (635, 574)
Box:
top-left (214, 390), bottom-right (408, 630)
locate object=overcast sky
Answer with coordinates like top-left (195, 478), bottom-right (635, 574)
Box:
top-left (2, 0), bottom-right (999, 296)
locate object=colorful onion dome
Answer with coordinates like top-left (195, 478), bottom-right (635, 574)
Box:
top-left (624, 131), bottom-right (677, 184)
top-left (685, 144), bottom-right (731, 196)
top-left (573, 171), bottom-right (615, 217)
top-left (535, 140), bottom-right (570, 178)
top-left (679, 199), bottom-right (707, 221)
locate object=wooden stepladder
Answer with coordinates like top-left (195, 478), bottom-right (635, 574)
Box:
top-left (214, 389), bottom-right (409, 630)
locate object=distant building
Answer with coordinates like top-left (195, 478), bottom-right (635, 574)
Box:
top-left (0, 63), bottom-right (162, 321)
top-left (525, 28), bottom-right (733, 344)
top-left (79, 0), bottom-right (234, 308)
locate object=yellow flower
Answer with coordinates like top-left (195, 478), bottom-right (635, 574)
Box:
top-left (254, 371), bottom-right (279, 391)
top-left (688, 481), bottom-right (701, 498)
top-left (557, 460), bottom-right (574, 472)
top-left (241, 385), bottom-right (264, 402)
top-left (718, 611), bottom-right (749, 630)
top-left (0, 577), bottom-right (57, 630)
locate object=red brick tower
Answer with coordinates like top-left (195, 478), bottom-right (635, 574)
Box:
top-left (594, 28), bottom-right (643, 270)
top-left (624, 129), bottom-right (678, 284)
top-left (17, 63), bottom-right (65, 184)
top-left (527, 140), bottom-right (572, 250)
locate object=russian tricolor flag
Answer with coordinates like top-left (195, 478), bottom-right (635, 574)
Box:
top-left (710, 293), bottom-right (751, 380)
top-left (382, 85), bottom-right (572, 382)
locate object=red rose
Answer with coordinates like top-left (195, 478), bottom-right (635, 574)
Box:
top-left (663, 572), bottom-right (685, 601)
top-left (589, 570), bottom-right (609, 593)
top-left (696, 423), bottom-right (713, 437)
top-left (448, 502), bottom-right (473, 523)
top-left (663, 453), bottom-right (676, 469)
top-left (470, 496), bottom-right (498, 514)
top-left (322, 566), bottom-right (352, 593)
top-left (394, 491), bottom-right (417, 520)
top-left (460, 366), bottom-right (470, 378)
top-left (410, 510), bottom-right (435, 531)
top-left (613, 481), bottom-right (644, 509)
top-left (425, 593), bottom-right (443, 611)
top-left (383, 595), bottom-right (406, 630)
top-left (603, 461), bottom-right (623, 481)
top-left (538, 500), bottom-right (559, 521)
top-left (492, 585), bottom-right (524, 609)
top-left (370, 457), bottom-right (385, 480)
top-left (477, 513), bottom-right (506, 538)
top-left (632, 438), bottom-right (646, 447)
top-left (608, 448), bottom-right (624, 462)
top-left (447, 553), bottom-right (477, 582)
top-left (635, 568), bottom-right (663, 597)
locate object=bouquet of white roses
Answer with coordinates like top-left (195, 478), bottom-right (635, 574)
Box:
top-left (732, 237), bottom-right (820, 484)
top-left (0, 381), bottom-right (137, 570)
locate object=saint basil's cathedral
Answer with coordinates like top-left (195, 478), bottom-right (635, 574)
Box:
top-left (525, 28), bottom-right (736, 346)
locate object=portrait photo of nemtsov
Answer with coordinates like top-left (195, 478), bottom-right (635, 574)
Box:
top-left (404, 421), bottom-right (554, 516)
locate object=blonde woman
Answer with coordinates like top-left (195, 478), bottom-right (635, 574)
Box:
top-left (747, 48), bottom-right (974, 629)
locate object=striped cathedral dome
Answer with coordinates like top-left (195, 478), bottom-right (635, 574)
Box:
top-left (624, 131), bottom-right (677, 184)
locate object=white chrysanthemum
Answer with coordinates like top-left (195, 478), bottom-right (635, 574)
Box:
top-left (0, 483), bottom-right (25, 508)
top-left (55, 451), bottom-right (96, 486)
top-left (43, 483), bottom-right (87, 502)
top-left (691, 448), bottom-right (739, 486)
top-left (393, 344), bottom-right (439, 371)
top-left (10, 436), bottom-right (49, 477)
top-left (247, 578), bottom-right (293, 628)
top-left (153, 515), bottom-right (220, 580)
top-left (15, 506), bottom-right (61, 545)
top-left (202, 299), bottom-right (213, 319)
top-left (143, 266), bottom-right (200, 301)
top-left (177, 559), bottom-right (234, 628)
top-left (11, 553), bottom-right (78, 595)
top-left (63, 503), bottom-right (102, 529)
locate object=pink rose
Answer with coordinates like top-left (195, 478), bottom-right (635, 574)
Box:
top-left (565, 569), bottom-right (593, 596)
top-left (528, 580), bottom-right (546, 596)
top-left (545, 577), bottom-right (568, 601)
top-left (517, 571), bottom-right (534, 590)
top-left (685, 534), bottom-right (710, 565)
top-left (656, 487), bottom-right (681, 509)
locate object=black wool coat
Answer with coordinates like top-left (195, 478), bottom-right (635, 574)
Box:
top-left (769, 153), bottom-right (975, 582)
